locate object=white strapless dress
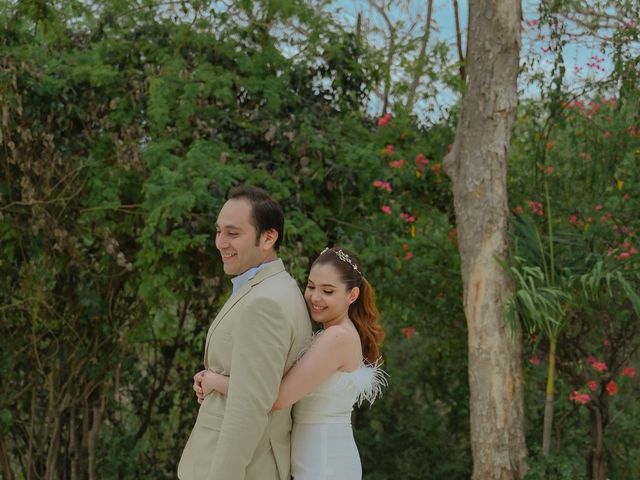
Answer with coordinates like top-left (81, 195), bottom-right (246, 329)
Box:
top-left (291, 362), bottom-right (387, 480)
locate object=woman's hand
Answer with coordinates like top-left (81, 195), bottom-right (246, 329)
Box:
top-left (200, 370), bottom-right (230, 401)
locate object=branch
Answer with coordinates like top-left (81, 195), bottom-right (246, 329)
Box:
top-left (405, 0), bottom-right (434, 112)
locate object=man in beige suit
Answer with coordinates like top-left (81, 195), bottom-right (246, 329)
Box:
top-left (178, 185), bottom-right (312, 480)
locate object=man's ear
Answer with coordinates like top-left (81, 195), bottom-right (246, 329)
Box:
top-left (261, 228), bottom-right (278, 250)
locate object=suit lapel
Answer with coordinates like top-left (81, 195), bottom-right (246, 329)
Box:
top-left (204, 259), bottom-right (286, 365)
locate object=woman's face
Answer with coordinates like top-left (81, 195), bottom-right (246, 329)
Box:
top-left (304, 263), bottom-right (358, 327)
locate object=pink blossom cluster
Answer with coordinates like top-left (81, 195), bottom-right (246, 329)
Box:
top-left (528, 200), bottom-right (544, 216)
top-left (402, 243), bottom-right (413, 261)
top-left (389, 159), bottom-right (405, 168)
top-left (615, 241), bottom-right (638, 260)
top-left (400, 212), bottom-right (416, 223)
top-left (587, 356), bottom-right (608, 371)
top-left (415, 153), bottom-right (429, 172)
top-left (373, 180), bottom-right (392, 192)
top-left (587, 54), bottom-right (606, 72)
top-left (569, 390), bottom-right (590, 405)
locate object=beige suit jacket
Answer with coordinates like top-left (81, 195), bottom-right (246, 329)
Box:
top-left (178, 259), bottom-right (312, 480)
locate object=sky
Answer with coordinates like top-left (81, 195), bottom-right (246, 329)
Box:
top-left (327, 0), bottom-right (629, 121)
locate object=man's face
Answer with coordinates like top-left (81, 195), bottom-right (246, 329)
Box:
top-left (215, 198), bottom-right (268, 276)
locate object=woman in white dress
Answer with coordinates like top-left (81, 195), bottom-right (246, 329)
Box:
top-left (197, 246), bottom-right (386, 480)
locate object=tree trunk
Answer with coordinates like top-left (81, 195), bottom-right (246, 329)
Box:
top-left (443, 1), bottom-right (527, 479)
top-left (541, 337), bottom-right (557, 455)
top-left (587, 405), bottom-right (607, 480)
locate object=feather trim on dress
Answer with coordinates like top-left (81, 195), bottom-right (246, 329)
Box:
top-left (349, 358), bottom-right (388, 407)
top-left (295, 330), bottom-right (389, 406)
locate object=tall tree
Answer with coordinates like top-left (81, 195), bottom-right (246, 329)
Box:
top-left (443, 1), bottom-right (528, 479)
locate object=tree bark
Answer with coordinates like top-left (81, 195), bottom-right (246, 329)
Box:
top-left (443, 1), bottom-right (527, 479)
top-left (587, 404), bottom-right (607, 480)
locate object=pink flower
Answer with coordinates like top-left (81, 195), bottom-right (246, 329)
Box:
top-left (595, 204), bottom-right (604, 211)
top-left (528, 200), bottom-right (544, 216)
top-left (617, 252), bottom-right (631, 260)
top-left (527, 19), bottom-right (539, 26)
top-left (400, 212), bottom-right (416, 223)
top-left (401, 326), bottom-right (416, 339)
top-left (603, 339), bottom-right (610, 346)
top-left (389, 159), bottom-right (405, 168)
top-left (384, 144), bottom-right (395, 155)
top-left (415, 153), bottom-right (429, 172)
top-left (586, 355), bottom-right (596, 365)
top-left (372, 180), bottom-right (392, 192)
top-left (404, 251), bottom-right (414, 261)
top-left (377, 113), bottom-right (392, 127)
top-left (588, 381), bottom-right (598, 391)
top-left (544, 166), bottom-right (554, 175)
top-left (592, 361), bottom-right (608, 372)
top-left (529, 356), bottom-right (541, 365)
top-left (569, 214), bottom-right (579, 225)
top-left (606, 380), bottom-right (618, 396)
top-left (569, 390), bottom-right (590, 405)
top-left (381, 205), bottom-right (392, 215)
top-left (622, 367), bottom-right (637, 377)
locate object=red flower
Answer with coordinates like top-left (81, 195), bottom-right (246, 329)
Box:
top-left (430, 163), bottom-right (442, 175)
top-left (377, 113), bottom-right (392, 127)
top-left (622, 367), bottom-right (637, 377)
top-left (569, 214), bottom-right (579, 225)
top-left (591, 361), bottom-right (608, 372)
top-left (381, 205), bottom-right (392, 215)
top-left (372, 180), bottom-right (392, 192)
top-left (588, 381), bottom-right (598, 391)
top-left (401, 326), bottom-right (416, 339)
top-left (544, 166), bottom-right (554, 175)
top-left (606, 380), bottom-right (618, 396)
top-left (569, 390), bottom-right (590, 405)
top-left (414, 153), bottom-right (429, 172)
top-left (602, 338), bottom-right (610, 346)
top-left (528, 200), bottom-right (544, 216)
top-left (400, 212), bottom-right (416, 223)
top-left (546, 141), bottom-right (554, 150)
top-left (529, 356), bottom-right (541, 365)
top-left (384, 144), bottom-right (395, 155)
top-left (389, 159), bottom-right (405, 168)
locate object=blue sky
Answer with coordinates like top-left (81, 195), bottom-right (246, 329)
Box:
top-left (328, 1), bottom-right (627, 120)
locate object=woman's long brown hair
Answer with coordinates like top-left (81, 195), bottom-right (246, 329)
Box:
top-left (313, 247), bottom-right (384, 363)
